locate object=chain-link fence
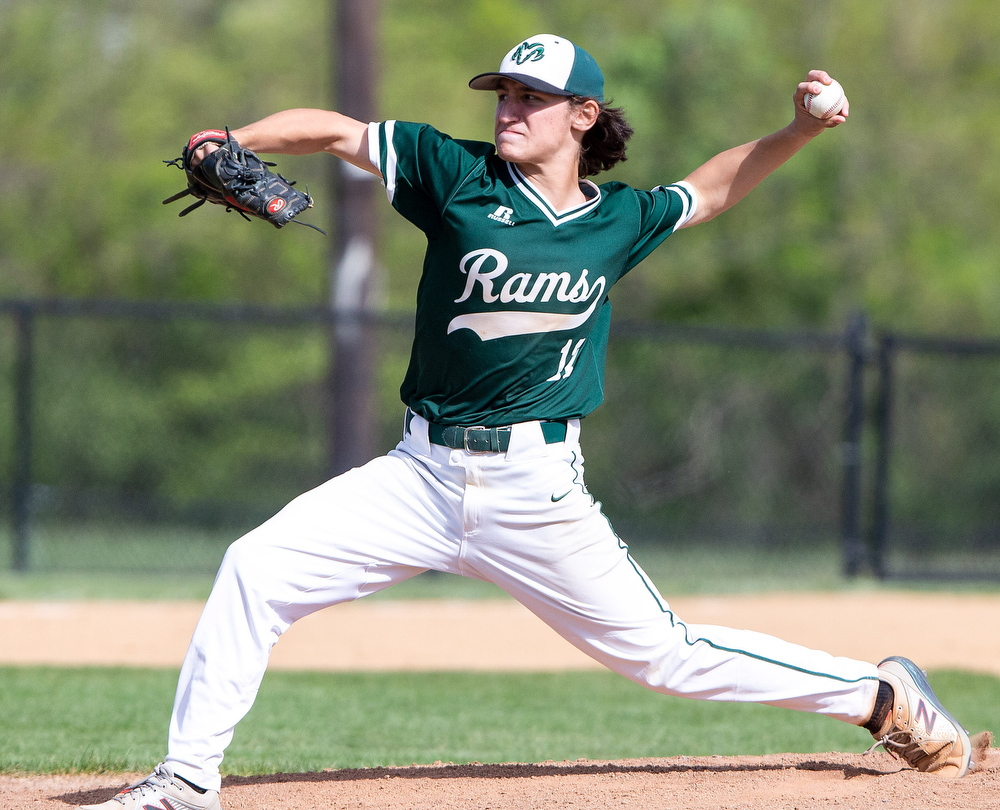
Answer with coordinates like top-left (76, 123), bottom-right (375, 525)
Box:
top-left (3, 299), bottom-right (999, 580)
top-left (870, 332), bottom-right (1000, 580)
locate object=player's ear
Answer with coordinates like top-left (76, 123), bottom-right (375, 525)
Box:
top-left (571, 98), bottom-right (601, 133)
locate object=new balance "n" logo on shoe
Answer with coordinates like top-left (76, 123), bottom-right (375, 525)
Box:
top-left (867, 656), bottom-right (972, 778)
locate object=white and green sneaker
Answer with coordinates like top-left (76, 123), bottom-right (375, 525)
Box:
top-left (79, 763), bottom-right (220, 810)
top-left (868, 656), bottom-right (972, 778)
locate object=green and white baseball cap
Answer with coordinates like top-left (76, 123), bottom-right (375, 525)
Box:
top-left (469, 34), bottom-right (605, 102)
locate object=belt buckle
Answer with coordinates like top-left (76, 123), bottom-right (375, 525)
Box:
top-left (463, 426), bottom-right (491, 453)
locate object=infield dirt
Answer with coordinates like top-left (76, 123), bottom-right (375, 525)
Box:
top-left (2, 592), bottom-right (998, 809)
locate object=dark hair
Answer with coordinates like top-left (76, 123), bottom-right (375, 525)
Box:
top-left (571, 98), bottom-right (634, 178)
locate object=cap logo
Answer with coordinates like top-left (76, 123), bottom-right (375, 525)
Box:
top-left (511, 41), bottom-right (545, 65)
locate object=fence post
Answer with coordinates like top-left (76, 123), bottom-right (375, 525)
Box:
top-left (870, 334), bottom-right (895, 579)
top-left (841, 311), bottom-right (868, 577)
top-left (13, 303), bottom-right (35, 572)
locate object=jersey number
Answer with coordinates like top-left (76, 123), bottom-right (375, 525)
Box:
top-left (547, 338), bottom-right (586, 382)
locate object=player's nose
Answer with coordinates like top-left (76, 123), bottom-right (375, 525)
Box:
top-left (496, 99), bottom-right (522, 123)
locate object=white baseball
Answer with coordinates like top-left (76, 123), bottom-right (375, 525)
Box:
top-left (804, 78), bottom-right (845, 119)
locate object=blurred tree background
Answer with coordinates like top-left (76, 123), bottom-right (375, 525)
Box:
top-left (1, 0), bottom-right (999, 574)
top-left (3, 0), bottom-right (999, 329)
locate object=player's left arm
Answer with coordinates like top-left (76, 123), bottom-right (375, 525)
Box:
top-left (678, 70), bottom-right (848, 229)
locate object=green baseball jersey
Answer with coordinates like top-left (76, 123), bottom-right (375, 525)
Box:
top-left (368, 120), bottom-right (696, 426)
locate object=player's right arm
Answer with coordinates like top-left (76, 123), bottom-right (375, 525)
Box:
top-left (195, 109), bottom-right (381, 178)
top-left (678, 70), bottom-right (846, 229)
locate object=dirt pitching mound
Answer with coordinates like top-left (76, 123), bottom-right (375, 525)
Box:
top-left (7, 748), bottom-right (1000, 810)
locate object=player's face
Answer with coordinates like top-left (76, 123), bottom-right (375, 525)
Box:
top-left (493, 80), bottom-right (581, 170)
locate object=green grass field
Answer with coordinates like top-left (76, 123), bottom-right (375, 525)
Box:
top-left (2, 666), bottom-right (996, 776)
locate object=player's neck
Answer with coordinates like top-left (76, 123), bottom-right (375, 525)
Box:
top-left (514, 161), bottom-right (590, 213)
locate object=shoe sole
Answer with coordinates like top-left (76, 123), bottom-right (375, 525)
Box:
top-left (879, 655), bottom-right (971, 778)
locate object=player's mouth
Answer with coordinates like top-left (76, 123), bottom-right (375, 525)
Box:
top-left (495, 128), bottom-right (525, 143)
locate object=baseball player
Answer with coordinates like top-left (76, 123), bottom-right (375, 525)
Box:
top-left (82, 34), bottom-right (972, 810)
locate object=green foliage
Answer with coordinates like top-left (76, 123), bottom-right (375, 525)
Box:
top-left (3, 0), bottom-right (1000, 327)
top-left (4, 2), bottom-right (1000, 570)
top-left (0, 0), bottom-right (329, 303)
top-left (3, 665), bottom-right (995, 774)
top-left (879, 351), bottom-right (1000, 553)
top-left (587, 339), bottom-right (847, 530)
top-left (24, 317), bottom-right (335, 516)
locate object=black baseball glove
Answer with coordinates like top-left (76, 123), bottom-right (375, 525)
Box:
top-left (163, 129), bottom-right (324, 232)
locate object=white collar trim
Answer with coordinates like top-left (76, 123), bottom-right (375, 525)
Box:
top-left (506, 162), bottom-right (602, 226)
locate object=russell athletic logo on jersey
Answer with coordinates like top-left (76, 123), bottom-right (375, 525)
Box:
top-left (448, 248), bottom-right (606, 341)
top-left (487, 205), bottom-right (516, 226)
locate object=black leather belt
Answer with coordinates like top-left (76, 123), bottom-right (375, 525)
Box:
top-left (408, 412), bottom-right (568, 453)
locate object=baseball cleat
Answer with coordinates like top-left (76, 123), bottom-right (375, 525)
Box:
top-left (78, 762), bottom-right (220, 810)
top-left (866, 656), bottom-right (971, 778)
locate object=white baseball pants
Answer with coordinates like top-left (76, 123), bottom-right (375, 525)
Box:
top-left (167, 412), bottom-right (879, 791)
